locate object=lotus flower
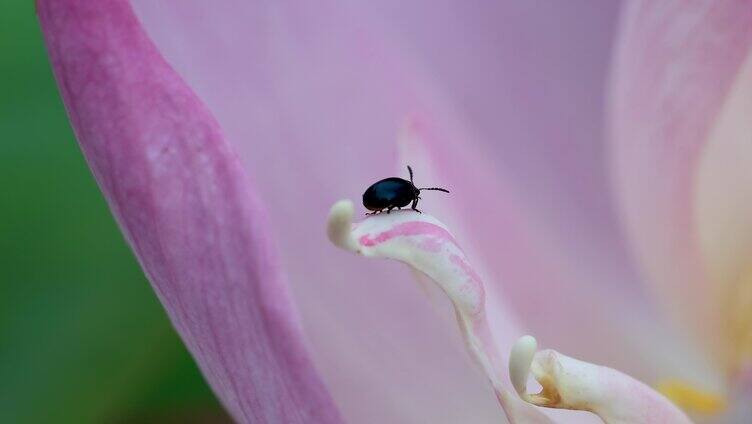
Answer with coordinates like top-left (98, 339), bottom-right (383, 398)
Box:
top-left (37, 0), bottom-right (752, 422)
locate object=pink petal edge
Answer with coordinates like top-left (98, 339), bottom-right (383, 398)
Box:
top-left (37, 1), bottom-right (343, 422)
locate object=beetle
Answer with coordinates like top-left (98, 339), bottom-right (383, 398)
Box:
top-left (362, 165), bottom-right (449, 214)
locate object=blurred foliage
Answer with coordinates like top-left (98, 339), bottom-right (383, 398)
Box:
top-left (0, 2), bottom-right (228, 423)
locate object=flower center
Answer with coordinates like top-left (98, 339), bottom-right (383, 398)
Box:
top-left (656, 379), bottom-right (726, 415)
top-left (653, 272), bottom-right (752, 418)
top-left (727, 271), bottom-right (752, 384)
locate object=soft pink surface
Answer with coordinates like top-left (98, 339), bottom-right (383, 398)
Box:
top-left (37, 1), bottom-right (343, 422)
top-left (128, 1), bottom-right (534, 422)
top-left (397, 117), bottom-right (704, 386)
top-left (125, 0), bottom-right (707, 421)
top-left (610, 0), bottom-right (752, 365)
top-left (372, 2), bottom-right (623, 241)
top-left (43, 0), bottom-right (748, 421)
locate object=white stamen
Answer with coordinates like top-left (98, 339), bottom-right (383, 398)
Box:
top-left (326, 200), bottom-right (359, 253)
top-left (328, 198), bottom-right (693, 423)
top-left (509, 336), bottom-right (692, 423)
top-left (510, 335), bottom-right (538, 398)
top-left (326, 199), bottom-right (552, 423)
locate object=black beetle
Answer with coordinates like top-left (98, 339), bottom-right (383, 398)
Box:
top-left (362, 166), bottom-right (449, 214)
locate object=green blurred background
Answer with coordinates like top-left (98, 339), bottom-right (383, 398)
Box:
top-left (0, 3), bottom-right (228, 423)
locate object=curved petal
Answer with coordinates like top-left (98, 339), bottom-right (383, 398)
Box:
top-left (127, 2), bottom-right (718, 418)
top-left (37, 1), bottom-right (342, 422)
top-left (510, 337), bottom-right (692, 424)
top-left (127, 1), bottom-right (536, 421)
top-left (610, 0), bottom-right (752, 374)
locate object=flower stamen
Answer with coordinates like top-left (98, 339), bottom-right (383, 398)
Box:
top-left (656, 379), bottom-right (726, 415)
top-left (328, 200), bottom-right (693, 423)
top-left (326, 200), bottom-right (552, 423)
top-left (509, 336), bottom-right (693, 423)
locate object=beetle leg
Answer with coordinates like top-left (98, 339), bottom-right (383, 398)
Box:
top-left (387, 206), bottom-right (394, 214)
top-left (411, 198), bottom-right (422, 214)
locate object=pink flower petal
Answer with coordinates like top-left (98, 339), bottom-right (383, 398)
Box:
top-left (128, 2), bottom-right (537, 421)
top-left (123, 0), bottom-right (712, 422)
top-left (397, 117), bottom-right (716, 391)
top-left (37, 1), bottom-right (342, 422)
top-left (361, 6), bottom-right (663, 382)
top-left (375, 5), bottom-right (707, 397)
top-left (610, 0), bottom-right (752, 371)
top-left (372, 1), bottom-right (623, 245)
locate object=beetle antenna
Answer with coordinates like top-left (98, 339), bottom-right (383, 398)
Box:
top-left (407, 165), bottom-right (414, 184)
top-left (418, 187), bottom-right (450, 193)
